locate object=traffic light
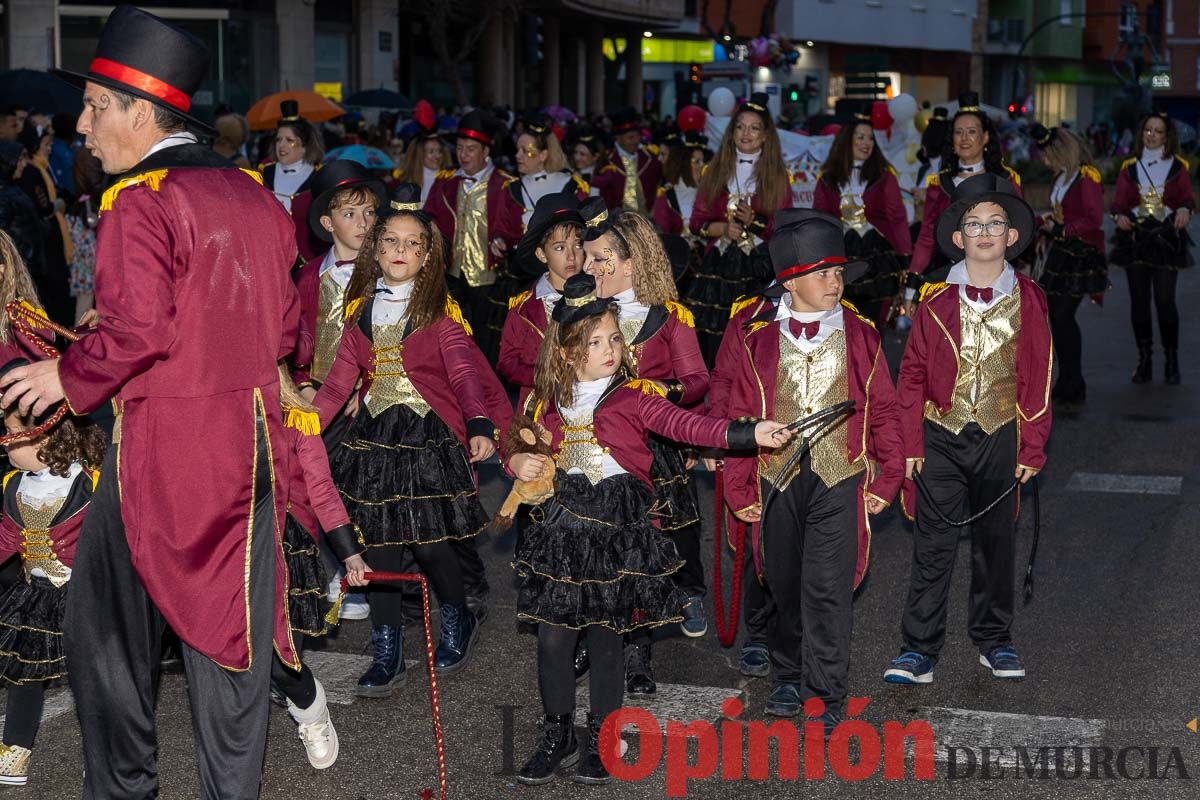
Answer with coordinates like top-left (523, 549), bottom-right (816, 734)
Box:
top-left (521, 16), bottom-right (544, 65)
top-left (689, 63), bottom-right (702, 84)
top-left (1007, 101), bottom-right (1027, 118)
top-left (788, 84), bottom-right (800, 102)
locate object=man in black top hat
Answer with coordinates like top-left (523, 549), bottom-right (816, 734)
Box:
top-left (608, 107), bottom-right (662, 214)
top-left (0, 6), bottom-right (301, 797)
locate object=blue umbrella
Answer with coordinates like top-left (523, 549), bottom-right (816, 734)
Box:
top-left (324, 145), bottom-right (395, 170)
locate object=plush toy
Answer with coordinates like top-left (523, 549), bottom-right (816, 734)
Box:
top-left (492, 415), bottom-right (556, 530)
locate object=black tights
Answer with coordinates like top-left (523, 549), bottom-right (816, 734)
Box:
top-left (1047, 295), bottom-right (1085, 395)
top-left (3, 683), bottom-right (44, 749)
top-left (1126, 266), bottom-right (1179, 350)
top-left (537, 625), bottom-right (623, 719)
top-left (366, 541), bottom-right (466, 627)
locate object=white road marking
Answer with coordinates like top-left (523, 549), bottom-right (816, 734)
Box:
top-left (302, 651), bottom-right (421, 706)
top-left (916, 706), bottom-right (1106, 768)
top-left (1064, 472), bottom-right (1182, 495)
top-left (0, 687), bottom-right (74, 728)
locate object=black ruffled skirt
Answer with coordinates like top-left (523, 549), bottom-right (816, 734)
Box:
top-left (843, 228), bottom-right (907, 325)
top-left (647, 435), bottom-right (700, 532)
top-left (1040, 235), bottom-right (1108, 297)
top-left (283, 515), bottom-right (331, 637)
top-left (1109, 216), bottom-right (1193, 271)
top-left (514, 473), bottom-right (688, 633)
top-left (0, 576), bottom-right (66, 684)
top-left (683, 242), bottom-right (775, 365)
top-left (330, 404), bottom-right (488, 548)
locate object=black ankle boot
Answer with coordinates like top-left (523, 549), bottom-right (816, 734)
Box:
top-left (573, 713), bottom-right (613, 785)
top-left (1165, 349), bottom-right (1181, 385)
top-left (574, 637), bottom-right (590, 684)
top-left (356, 625), bottom-right (405, 697)
top-left (517, 713), bottom-right (579, 785)
top-left (434, 603), bottom-right (478, 674)
top-left (1132, 342), bottom-right (1153, 384)
top-left (624, 642), bottom-right (656, 695)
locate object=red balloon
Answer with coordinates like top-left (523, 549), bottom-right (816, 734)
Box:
top-left (414, 99), bottom-right (436, 131)
top-left (678, 105), bottom-right (706, 133)
top-left (870, 101), bottom-right (893, 131)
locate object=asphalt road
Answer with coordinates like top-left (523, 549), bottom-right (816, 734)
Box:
top-left (19, 218), bottom-right (1200, 799)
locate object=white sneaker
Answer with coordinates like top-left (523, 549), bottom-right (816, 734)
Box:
top-left (287, 679), bottom-right (340, 769)
top-left (339, 598), bottom-right (370, 620)
top-left (0, 743), bottom-right (30, 785)
top-left (326, 573), bottom-right (344, 603)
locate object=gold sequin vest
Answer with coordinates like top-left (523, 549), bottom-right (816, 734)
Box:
top-left (554, 406), bottom-right (609, 485)
top-left (620, 152), bottom-right (645, 213)
top-left (366, 322), bottom-right (432, 418)
top-left (18, 492), bottom-right (70, 588)
top-left (311, 271), bottom-right (346, 383)
top-left (451, 178), bottom-right (494, 287)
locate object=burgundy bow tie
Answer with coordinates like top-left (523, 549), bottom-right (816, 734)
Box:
top-left (965, 285), bottom-right (993, 303)
top-left (335, 259), bottom-right (355, 267)
top-left (789, 318), bottom-right (819, 340)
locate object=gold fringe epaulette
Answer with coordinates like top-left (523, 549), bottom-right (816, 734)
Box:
top-left (1121, 157), bottom-right (1137, 170)
top-left (18, 300), bottom-right (47, 320)
top-left (100, 169), bottom-right (169, 212)
top-left (626, 378), bottom-right (666, 398)
top-left (1081, 165), bottom-right (1101, 184)
top-left (502, 175), bottom-right (519, 189)
top-left (918, 281), bottom-right (948, 303)
top-left (89, 469), bottom-right (100, 491)
top-left (1178, 155), bottom-right (1191, 171)
top-left (729, 295), bottom-right (759, 319)
top-left (886, 164), bottom-right (898, 176)
top-left (508, 289), bottom-right (532, 310)
top-left (665, 300), bottom-right (695, 328)
top-left (445, 296), bottom-right (473, 335)
top-left (1005, 165), bottom-right (1022, 186)
top-left (344, 296), bottom-right (365, 321)
top-left (599, 164), bottom-right (621, 175)
top-left (239, 168), bottom-right (264, 186)
top-left (572, 174), bottom-right (590, 194)
top-left (926, 173), bottom-right (940, 188)
top-left (656, 185), bottom-right (667, 197)
top-left (437, 168), bottom-right (456, 180)
top-left (2, 469), bottom-right (18, 492)
top-left (285, 407), bottom-right (321, 436)
top-left (840, 298), bottom-right (875, 328)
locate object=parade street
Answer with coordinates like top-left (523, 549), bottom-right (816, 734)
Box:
top-left (12, 214), bottom-right (1199, 799)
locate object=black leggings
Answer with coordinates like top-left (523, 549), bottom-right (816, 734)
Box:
top-left (537, 624), bottom-right (623, 719)
top-left (1047, 295), bottom-right (1084, 395)
top-left (3, 683), bottom-right (44, 749)
top-left (271, 653), bottom-right (318, 710)
top-left (1126, 266), bottom-right (1179, 350)
top-left (366, 541), bottom-right (466, 627)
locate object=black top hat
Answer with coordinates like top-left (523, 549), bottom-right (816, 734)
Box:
top-left (935, 172), bottom-right (1035, 262)
top-left (525, 113), bottom-right (554, 138)
top-left (516, 194), bottom-right (584, 276)
top-left (1029, 123), bottom-right (1055, 148)
top-left (279, 99), bottom-right (302, 125)
top-left (955, 91), bottom-right (982, 116)
top-left (52, 5), bottom-right (212, 133)
top-left (551, 273), bottom-right (616, 339)
top-left (931, 106), bottom-right (949, 121)
top-left (578, 196), bottom-right (611, 232)
top-left (740, 92), bottom-right (772, 117)
top-left (609, 107), bottom-right (641, 134)
top-left (681, 130), bottom-right (708, 150)
top-left (571, 124), bottom-right (608, 154)
top-left (307, 159), bottom-right (387, 241)
top-left (456, 109), bottom-right (495, 147)
top-left (764, 209), bottom-right (867, 295)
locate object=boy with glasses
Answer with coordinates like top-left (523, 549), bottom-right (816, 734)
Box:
top-left (885, 174), bottom-right (1052, 685)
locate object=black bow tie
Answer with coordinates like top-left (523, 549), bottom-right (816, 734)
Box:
top-left (373, 286), bottom-right (393, 296)
top-left (533, 174), bottom-right (547, 182)
top-left (463, 176), bottom-right (478, 185)
top-left (738, 159), bottom-right (755, 165)
top-left (281, 168), bottom-right (297, 174)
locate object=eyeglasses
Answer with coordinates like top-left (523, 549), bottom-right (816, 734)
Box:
top-left (959, 220), bottom-right (1009, 238)
top-left (378, 235), bottom-right (424, 254)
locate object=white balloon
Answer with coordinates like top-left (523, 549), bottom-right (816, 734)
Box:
top-left (707, 87), bottom-right (736, 118)
top-left (888, 93), bottom-right (918, 124)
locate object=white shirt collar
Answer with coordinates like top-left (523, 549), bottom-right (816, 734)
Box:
top-left (17, 463), bottom-right (83, 506)
top-left (958, 159), bottom-right (984, 174)
top-left (458, 160), bottom-right (494, 184)
top-left (736, 149), bottom-right (762, 165)
top-left (1141, 146), bottom-right (1165, 163)
top-left (613, 287), bottom-right (650, 321)
top-left (142, 131), bottom-right (199, 160)
top-left (616, 145), bottom-right (638, 161)
top-left (774, 294), bottom-right (843, 350)
top-left (534, 274), bottom-right (561, 300)
top-left (946, 260), bottom-right (1016, 309)
top-left (318, 248), bottom-right (356, 286)
top-left (377, 277), bottom-right (415, 300)
top-left (560, 376), bottom-right (610, 415)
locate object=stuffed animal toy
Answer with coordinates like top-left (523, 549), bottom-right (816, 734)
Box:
top-left (493, 415), bottom-right (556, 530)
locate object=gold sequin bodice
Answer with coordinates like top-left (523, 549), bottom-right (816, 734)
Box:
top-left (926, 287), bottom-right (1020, 435)
top-left (618, 317), bottom-right (645, 371)
top-left (311, 272), bottom-right (346, 383)
top-left (762, 330), bottom-right (863, 489)
top-left (18, 493), bottom-right (70, 588)
top-left (840, 192), bottom-right (870, 236)
top-left (554, 407), bottom-right (609, 485)
top-left (366, 322), bottom-right (432, 418)
top-left (452, 178), bottom-right (494, 287)
top-left (1137, 182), bottom-right (1168, 222)
top-left (620, 153), bottom-right (645, 212)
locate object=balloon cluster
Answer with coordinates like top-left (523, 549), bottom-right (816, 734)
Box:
top-left (866, 93), bottom-right (919, 138)
top-left (748, 34), bottom-right (801, 73)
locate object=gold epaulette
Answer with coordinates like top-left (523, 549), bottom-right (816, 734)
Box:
top-left (656, 185), bottom-right (667, 197)
top-left (729, 294), bottom-right (759, 319)
top-left (508, 289), bottom-right (532, 310)
top-left (626, 378), bottom-right (666, 398)
top-left (1005, 165), bottom-right (1022, 186)
top-left (572, 174), bottom-right (590, 194)
top-left (239, 168), bottom-right (264, 186)
top-left (599, 164), bottom-right (621, 175)
top-left (344, 296), bottom-right (365, 321)
top-left (918, 281), bottom-right (948, 303)
top-left (1081, 165), bottom-right (1101, 184)
top-left (788, 172), bottom-right (796, 184)
top-left (2, 469), bottom-right (18, 492)
top-left (100, 169), bottom-right (169, 212)
top-left (437, 169), bottom-right (456, 180)
top-left (840, 298), bottom-right (875, 327)
top-left (284, 407), bottom-right (321, 436)
top-left (665, 300), bottom-right (695, 328)
top-left (926, 173), bottom-right (940, 188)
top-left (1121, 157), bottom-right (1137, 170)
top-left (886, 164), bottom-right (898, 176)
top-left (89, 469), bottom-right (100, 491)
top-left (746, 319), bottom-right (771, 334)
top-left (646, 144), bottom-right (660, 157)
top-left (444, 296), bottom-right (473, 335)
top-left (1177, 155), bottom-right (1191, 171)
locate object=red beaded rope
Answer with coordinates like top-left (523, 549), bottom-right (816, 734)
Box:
top-left (339, 571), bottom-right (448, 800)
top-left (0, 302), bottom-right (81, 445)
top-left (711, 463), bottom-right (745, 648)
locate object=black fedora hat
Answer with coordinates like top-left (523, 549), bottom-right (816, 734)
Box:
top-left (52, 5), bottom-right (212, 134)
top-left (764, 208), bottom-right (867, 296)
top-left (1029, 123), bottom-right (1055, 148)
top-left (456, 109), bottom-right (496, 147)
top-left (935, 172), bottom-right (1035, 262)
top-left (307, 159), bottom-right (387, 241)
top-left (516, 193), bottom-right (584, 277)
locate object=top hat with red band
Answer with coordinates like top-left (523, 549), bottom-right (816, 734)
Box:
top-left (935, 172), bottom-right (1034, 262)
top-left (307, 158), bottom-right (387, 242)
top-left (764, 208), bottom-right (866, 295)
top-left (609, 107), bottom-right (642, 135)
top-left (52, 5), bottom-right (212, 134)
top-left (456, 109), bottom-right (495, 147)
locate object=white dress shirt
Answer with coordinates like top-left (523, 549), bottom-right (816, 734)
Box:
top-left (729, 149), bottom-right (761, 196)
top-left (318, 248), bottom-right (356, 288)
top-left (273, 161), bottom-right (315, 211)
top-left (371, 277), bottom-right (415, 325)
top-left (775, 294), bottom-right (844, 352)
top-left (945, 260), bottom-right (1017, 313)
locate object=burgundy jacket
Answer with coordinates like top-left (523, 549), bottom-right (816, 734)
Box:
top-left (283, 424), bottom-right (362, 561)
top-left (262, 163), bottom-right (322, 263)
top-left (652, 186), bottom-right (685, 235)
top-left (497, 286), bottom-right (550, 410)
top-left (58, 145), bottom-right (302, 670)
top-left (424, 168), bottom-right (524, 271)
top-left (290, 252), bottom-right (325, 385)
top-left (1050, 166), bottom-right (1106, 251)
top-left (586, 164), bottom-right (625, 210)
top-left (707, 294), bottom-right (777, 418)
top-left (897, 274), bottom-right (1052, 518)
top-left (1111, 155), bottom-right (1195, 217)
top-left (812, 169), bottom-right (913, 256)
top-left (723, 306), bottom-right (904, 587)
top-left (910, 166), bottom-right (1023, 275)
top-left (0, 468), bottom-right (95, 569)
top-left (626, 303), bottom-right (710, 406)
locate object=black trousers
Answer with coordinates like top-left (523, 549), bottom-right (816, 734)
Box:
top-left (761, 465), bottom-right (859, 705)
top-left (537, 624), bottom-right (623, 719)
top-left (739, 522), bottom-right (775, 646)
top-left (65, 420), bottom-right (276, 800)
top-left (446, 277), bottom-right (500, 364)
top-left (3, 682), bottom-right (44, 749)
top-left (1047, 294), bottom-right (1085, 396)
top-left (1126, 266), bottom-right (1180, 350)
top-left (900, 421), bottom-right (1017, 661)
top-left (364, 541), bottom-right (466, 628)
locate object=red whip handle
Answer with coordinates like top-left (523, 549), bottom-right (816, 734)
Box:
top-left (711, 463), bottom-right (745, 648)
